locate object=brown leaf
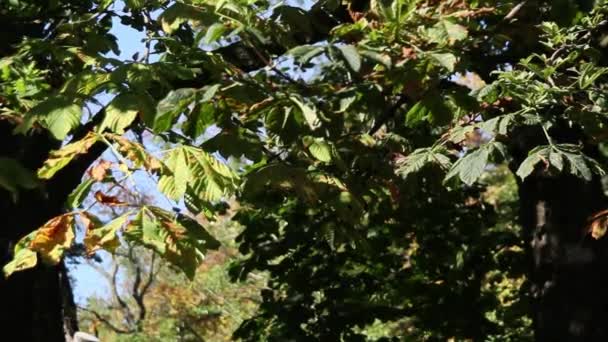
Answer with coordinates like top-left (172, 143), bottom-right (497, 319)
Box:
top-left (89, 160), bottom-right (112, 181)
top-left (30, 214), bottom-right (75, 264)
top-left (94, 191), bottom-right (127, 206)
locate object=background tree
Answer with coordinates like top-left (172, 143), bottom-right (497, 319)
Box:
top-left (78, 199), bottom-right (265, 342)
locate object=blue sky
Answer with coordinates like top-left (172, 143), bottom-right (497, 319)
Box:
top-left (70, 8), bottom-right (150, 303)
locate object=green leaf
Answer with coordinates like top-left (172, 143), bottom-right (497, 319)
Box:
top-left (360, 49), bottom-right (392, 69)
top-left (3, 249), bottom-right (37, 278)
top-left (445, 147), bottom-right (490, 186)
top-left (337, 45), bottom-right (361, 72)
top-left (429, 52), bottom-right (457, 72)
top-left (83, 212), bottom-right (130, 255)
top-left (397, 147), bottom-right (452, 179)
top-left (405, 95), bottom-right (452, 126)
top-left (151, 88), bottom-right (197, 132)
top-left (202, 23), bottom-right (228, 44)
top-left (157, 146), bottom-right (237, 203)
top-left (290, 96), bottom-right (320, 130)
top-left (99, 92), bottom-right (154, 134)
top-left (125, 206), bottom-right (220, 279)
top-left (549, 151), bottom-right (564, 171)
top-left (158, 147), bottom-right (191, 200)
top-left (442, 20), bottom-right (468, 42)
top-left (308, 140), bottom-right (332, 162)
top-left (405, 101), bottom-right (429, 126)
top-left (24, 97), bottom-right (82, 140)
top-left (564, 152), bottom-right (592, 180)
top-left (243, 163), bottom-right (318, 203)
top-left (127, 208), bottom-right (168, 254)
top-left (287, 45), bottom-right (324, 65)
top-left (125, 0), bottom-right (145, 9)
top-left (66, 178), bottom-right (95, 209)
top-left (0, 157), bottom-right (39, 197)
top-left (516, 146), bottom-right (550, 180)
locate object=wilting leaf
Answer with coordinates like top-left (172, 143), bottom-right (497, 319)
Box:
top-left (89, 160), bottom-right (112, 181)
top-left (94, 191), bottom-right (127, 206)
top-left (30, 214), bottom-right (76, 264)
top-left (38, 133), bottom-right (99, 179)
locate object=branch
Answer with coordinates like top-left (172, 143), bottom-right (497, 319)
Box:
top-left (368, 96), bottom-right (408, 135)
top-left (77, 305), bottom-right (135, 335)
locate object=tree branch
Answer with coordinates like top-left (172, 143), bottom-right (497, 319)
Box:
top-left (77, 305), bottom-right (135, 335)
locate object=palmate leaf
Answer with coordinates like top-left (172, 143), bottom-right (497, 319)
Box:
top-left (125, 206), bottom-right (220, 279)
top-left (158, 146), bottom-right (237, 203)
top-left (18, 96), bottom-right (83, 140)
top-left (99, 92), bottom-right (155, 134)
top-left (396, 146), bottom-right (452, 179)
top-left (516, 144), bottom-right (605, 180)
top-left (445, 141), bottom-right (507, 186)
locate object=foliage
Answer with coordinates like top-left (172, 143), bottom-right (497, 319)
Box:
top-left (2, 0), bottom-right (608, 340)
top-left (78, 204), bottom-right (264, 342)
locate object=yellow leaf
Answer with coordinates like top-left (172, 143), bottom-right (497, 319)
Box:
top-left (30, 214), bottom-right (75, 264)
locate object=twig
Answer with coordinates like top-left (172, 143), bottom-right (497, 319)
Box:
top-left (368, 96), bottom-right (408, 135)
top-left (504, 1), bottom-right (527, 21)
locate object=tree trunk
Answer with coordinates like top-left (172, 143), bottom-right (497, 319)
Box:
top-left (512, 125), bottom-right (608, 341)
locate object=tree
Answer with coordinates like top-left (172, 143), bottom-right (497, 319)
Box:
top-left (78, 204), bottom-right (265, 342)
top-left (3, 0), bottom-right (608, 341)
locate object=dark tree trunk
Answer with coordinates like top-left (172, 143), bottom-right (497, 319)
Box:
top-left (0, 129), bottom-right (82, 340)
top-left (512, 125), bottom-right (608, 341)
top-left (0, 10), bottom-right (101, 340)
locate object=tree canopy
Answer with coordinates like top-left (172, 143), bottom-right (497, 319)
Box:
top-left (2, 0), bottom-right (608, 340)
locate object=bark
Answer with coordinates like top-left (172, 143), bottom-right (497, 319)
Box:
top-left (0, 126), bottom-right (97, 340)
top-left (511, 125), bottom-right (608, 341)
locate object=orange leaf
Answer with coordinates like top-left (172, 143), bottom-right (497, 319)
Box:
top-left (89, 160), bottom-right (112, 181)
top-left (30, 214), bottom-right (75, 264)
top-left (94, 191), bottom-right (127, 206)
